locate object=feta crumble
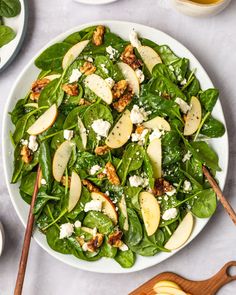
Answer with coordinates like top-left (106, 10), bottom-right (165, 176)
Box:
top-left (131, 128), bottom-right (149, 144)
top-left (180, 78), bottom-right (187, 86)
top-left (28, 135), bottom-right (38, 152)
top-left (64, 129), bottom-right (74, 141)
top-left (82, 243), bottom-right (88, 251)
top-left (59, 223), bottom-right (74, 239)
top-left (91, 119), bottom-right (111, 140)
top-left (69, 69), bottom-right (82, 83)
top-left (74, 220), bottom-right (82, 228)
top-left (182, 151), bottom-right (192, 163)
top-left (135, 69), bottom-right (145, 84)
top-left (101, 63), bottom-right (109, 74)
top-left (129, 29), bottom-right (141, 48)
top-left (92, 227), bottom-right (97, 237)
top-left (149, 128), bottom-right (164, 142)
top-left (90, 164), bottom-right (102, 175)
top-left (165, 187), bottom-right (177, 196)
top-left (183, 180), bottom-right (192, 191)
top-left (41, 178), bottom-right (47, 185)
top-left (84, 200), bottom-right (102, 212)
top-left (106, 46), bottom-right (118, 60)
top-left (162, 208), bottom-right (178, 221)
top-left (105, 77), bottom-right (115, 89)
top-left (175, 97), bottom-right (191, 114)
top-left (119, 243), bottom-right (129, 251)
top-left (130, 105), bottom-right (148, 124)
top-left (20, 139), bottom-right (28, 146)
top-left (129, 175), bottom-right (148, 188)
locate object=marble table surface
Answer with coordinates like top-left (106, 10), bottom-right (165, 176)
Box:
top-left (0, 0), bottom-right (236, 294)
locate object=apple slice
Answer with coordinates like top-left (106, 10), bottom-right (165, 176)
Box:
top-left (184, 96), bottom-right (202, 136)
top-left (117, 62), bottom-right (140, 96)
top-left (91, 192), bottom-right (118, 224)
top-left (27, 104), bottom-right (58, 135)
top-left (105, 109), bottom-right (133, 149)
top-left (165, 212), bottom-right (194, 250)
top-left (139, 192), bottom-right (160, 236)
top-left (52, 141), bottom-right (74, 182)
top-left (119, 195), bottom-right (129, 231)
top-left (62, 40), bottom-right (90, 69)
top-left (137, 45), bottom-right (162, 73)
top-left (143, 116), bottom-right (171, 131)
top-left (154, 286), bottom-right (187, 295)
top-left (147, 138), bottom-right (162, 179)
top-left (78, 115), bottom-right (87, 149)
top-left (154, 280), bottom-right (181, 290)
top-left (44, 74), bottom-right (61, 81)
top-left (84, 74), bottom-right (113, 105)
top-left (68, 171), bottom-right (82, 212)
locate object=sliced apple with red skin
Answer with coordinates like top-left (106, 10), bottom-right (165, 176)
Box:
top-left (119, 195), bottom-right (129, 231)
top-left (62, 40), bottom-right (90, 69)
top-left (165, 212), bottom-right (194, 250)
top-left (154, 286), bottom-right (187, 295)
top-left (143, 116), bottom-right (171, 131)
top-left (137, 45), bottom-right (162, 73)
top-left (139, 192), bottom-right (160, 236)
top-left (91, 192), bottom-right (118, 224)
top-left (184, 96), bottom-right (202, 136)
top-left (52, 141), bottom-right (74, 182)
top-left (27, 104), bottom-right (58, 135)
top-left (154, 280), bottom-right (181, 290)
top-left (68, 171), bottom-right (82, 212)
top-left (147, 138), bottom-right (162, 179)
top-left (44, 74), bottom-right (61, 81)
top-left (78, 115), bottom-right (87, 149)
top-left (105, 110), bottom-right (133, 149)
top-left (117, 62), bottom-right (140, 96)
top-left (84, 74), bottom-right (113, 105)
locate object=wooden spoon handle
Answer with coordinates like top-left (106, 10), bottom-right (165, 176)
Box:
top-left (14, 167), bottom-right (41, 295)
top-left (202, 166), bottom-right (236, 225)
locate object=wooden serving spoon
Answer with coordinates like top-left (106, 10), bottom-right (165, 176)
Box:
top-left (130, 261), bottom-right (236, 295)
top-left (14, 166), bottom-right (41, 295)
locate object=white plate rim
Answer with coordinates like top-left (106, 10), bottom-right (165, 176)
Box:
top-left (2, 20), bottom-right (229, 273)
top-left (73, 0), bottom-right (118, 5)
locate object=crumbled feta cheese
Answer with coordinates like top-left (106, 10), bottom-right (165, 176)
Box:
top-left (41, 178), bottom-right (47, 185)
top-left (165, 188), bottom-right (176, 196)
top-left (149, 128), bottom-right (164, 142)
top-left (28, 135), bottom-right (38, 152)
top-left (105, 77), bottom-right (115, 89)
top-left (164, 195), bottom-right (169, 201)
top-left (90, 164), bottom-right (101, 175)
top-left (105, 191), bottom-right (110, 196)
top-left (20, 139), bottom-right (28, 146)
top-left (177, 75), bottom-right (183, 82)
top-left (84, 200), bottom-right (102, 212)
top-left (86, 57), bottom-right (93, 62)
top-left (106, 46), bottom-right (118, 60)
top-left (182, 150), bottom-right (192, 162)
top-left (129, 175), bottom-right (148, 188)
top-left (183, 180), bottom-right (192, 191)
top-left (59, 223), bottom-right (74, 239)
top-left (101, 63), bottom-right (109, 74)
top-left (129, 29), bottom-right (141, 48)
top-left (82, 243), bottom-right (88, 251)
top-left (175, 97), bottom-right (191, 114)
top-left (119, 243), bottom-right (129, 251)
top-left (131, 128), bottom-right (149, 144)
top-left (91, 119), bottom-right (111, 140)
top-left (64, 129), bottom-right (74, 141)
top-left (74, 220), bottom-right (82, 228)
top-left (135, 69), bottom-right (145, 84)
top-left (180, 78), bottom-right (187, 86)
top-left (69, 69), bottom-right (82, 83)
top-left (92, 227), bottom-right (97, 237)
top-left (130, 105), bottom-right (148, 124)
top-left (162, 208), bottom-right (178, 221)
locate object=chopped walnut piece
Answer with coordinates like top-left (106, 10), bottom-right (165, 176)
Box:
top-left (80, 61), bottom-right (96, 76)
top-left (79, 98), bottom-right (91, 106)
top-left (87, 233), bottom-right (104, 252)
top-left (20, 145), bottom-right (32, 164)
top-left (112, 80), bottom-right (128, 100)
top-left (120, 44), bottom-right (143, 70)
top-left (30, 78), bottom-right (50, 101)
top-left (95, 145), bottom-right (111, 155)
top-left (152, 178), bottom-right (174, 196)
top-left (105, 162), bottom-right (120, 186)
top-left (92, 25), bottom-right (105, 46)
top-left (112, 91), bottom-right (133, 113)
top-left (82, 179), bottom-right (100, 193)
top-left (61, 176), bottom-right (71, 187)
top-left (108, 230), bottom-right (123, 248)
top-left (62, 83), bottom-right (78, 96)
top-left (161, 91), bottom-right (171, 100)
top-left (135, 125), bottom-right (145, 134)
top-left (97, 172), bottom-right (106, 179)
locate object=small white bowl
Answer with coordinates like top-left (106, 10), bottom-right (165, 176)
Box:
top-left (171, 0), bottom-right (231, 17)
top-left (0, 222), bottom-right (5, 256)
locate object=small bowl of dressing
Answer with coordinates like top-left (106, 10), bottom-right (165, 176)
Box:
top-left (171, 0), bottom-right (231, 17)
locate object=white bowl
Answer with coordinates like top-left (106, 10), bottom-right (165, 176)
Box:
top-left (2, 20), bottom-right (229, 273)
top-left (171, 0), bottom-right (231, 17)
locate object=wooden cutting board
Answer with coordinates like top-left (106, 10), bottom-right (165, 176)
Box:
top-left (129, 261), bottom-right (236, 295)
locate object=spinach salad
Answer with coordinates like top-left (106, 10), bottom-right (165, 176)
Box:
top-left (10, 25), bottom-right (225, 268)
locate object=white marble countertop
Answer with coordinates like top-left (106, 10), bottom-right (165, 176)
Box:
top-left (0, 1), bottom-right (236, 294)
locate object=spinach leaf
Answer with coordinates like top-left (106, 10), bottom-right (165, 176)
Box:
top-left (19, 172), bottom-right (37, 196)
top-left (34, 191), bottom-right (60, 214)
top-left (124, 187), bottom-right (142, 213)
top-left (114, 249), bottom-right (135, 268)
top-left (199, 88), bottom-right (219, 112)
top-left (190, 189), bottom-right (217, 218)
top-left (63, 105), bottom-right (87, 129)
top-left (11, 143), bottom-right (24, 183)
top-left (100, 236), bottom-right (117, 258)
top-left (162, 130), bottom-right (182, 166)
top-left (39, 141), bottom-right (52, 191)
top-left (63, 26), bottom-right (96, 45)
top-left (83, 211), bottom-right (113, 235)
top-left (0, 0), bottom-right (21, 17)
top-left (152, 63), bottom-right (176, 83)
top-left (38, 78), bottom-right (64, 107)
top-left (67, 187), bottom-right (91, 219)
top-left (0, 25), bottom-right (15, 47)
top-left (46, 225), bottom-right (72, 254)
top-left (143, 150), bottom-right (155, 189)
top-left (201, 116), bottom-right (225, 138)
top-left (125, 208), bottom-right (143, 247)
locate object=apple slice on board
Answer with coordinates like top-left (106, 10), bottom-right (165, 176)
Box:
top-left (84, 74), bottom-right (113, 105)
top-left (154, 280), bottom-right (181, 290)
top-left (91, 192), bottom-right (118, 224)
top-left (62, 40), bottom-right (89, 69)
top-left (164, 212), bottom-right (194, 250)
top-left (143, 116), bottom-right (171, 131)
top-left (52, 141), bottom-right (74, 182)
top-left (119, 195), bottom-right (129, 231)
top-left (137, 45), bottom-right (162, 73)
top-left (105, 109), bottom-right (133, 149)
top-left (154, 286), bottom-right (187, 295)
top-left (184, 96), bottom-right (202, 136)
top-left (78, 115), bottom-right (87, 149)
top-left (139, 192), bottom-right (160, 236)
top-left (27, 104), bottom-right (58, 135)
top-left (117, 62), bottom-right (140, 96)
top-left (68, 171), bottom-right (82, 212)
top-left (147, 138), bottom-right (162, 179)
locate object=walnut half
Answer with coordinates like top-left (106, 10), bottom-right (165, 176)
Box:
top-left (152, 178), bottom-right (174, 196)
top-left (82, 179), bottom-right (100, 193)
top-left (95, 145), bottom-right (111, 156)
top-left (92, 25), bottom-right (105, 46)
top-left (108, 230), bottom-right (123, 248)
top-left (30, 78), bottom-right (50, 101)
top-left (20, 145), bottom-right (32, 164)
top-left (80, 61), bottom-right (96, 76)
top-left (62, 83), bottom-right (78, 96)
top-left (120, 44), bottom-right (142, 70)
top-left (105, 162), bottom-right (120, 186)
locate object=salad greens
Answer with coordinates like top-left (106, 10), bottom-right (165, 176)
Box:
top-left (10, 25), bottom-right (225, 268)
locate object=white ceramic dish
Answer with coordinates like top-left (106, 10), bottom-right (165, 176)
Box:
top-left (0, 222), bottom-right (5, 256)
top-left (2, 20), bottom-right (228, 273)
top-left (0, 0), bottom-right (28, 72)
top-left (73, 0), bottom-right (118, 5)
